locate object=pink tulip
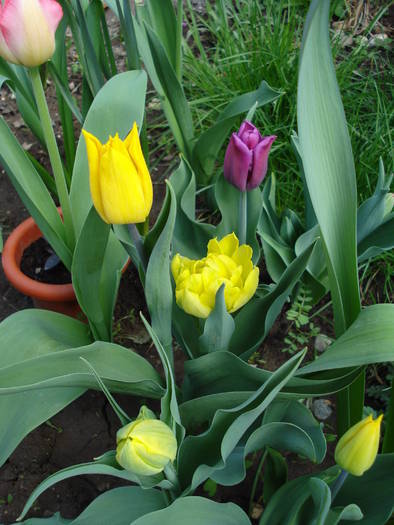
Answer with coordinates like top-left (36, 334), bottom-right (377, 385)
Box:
top-left (0, 0), bottom-right (63, 67)
top-left (224, 121), bottom-right (276, 191)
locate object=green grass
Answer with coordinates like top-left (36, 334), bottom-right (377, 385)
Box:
top-left (182, 0), bottom-right (393, 214)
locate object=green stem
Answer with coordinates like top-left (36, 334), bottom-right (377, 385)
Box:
top-left (238, 190), bottom-right (247, 245)
top-left (30, 67), bottom-right (75, 249)
top-left (162, 489), bottom-right (172, 507)
top-left (128, 223), bottom-right (147, 269)
top-left (164, 463), bottom-right (181, 497)
top-left (330, 469), bottom-right (348, 502)
top-left (383, 375), bottom-right (394, 453)
top-left (249, 449), bottom-right (267, 515)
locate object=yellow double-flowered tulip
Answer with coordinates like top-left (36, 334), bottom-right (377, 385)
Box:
top-left (171, 232), bottom-right (259, 319)
top-left (335, 414), bottom-right (383, 476)
top-left (82, 122), bottom-right (153, 224)
top-left (116, 406), bottom-right (177, 477)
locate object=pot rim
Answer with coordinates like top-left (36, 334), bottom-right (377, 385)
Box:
top-left (2, 215), bottom-right (76, 302)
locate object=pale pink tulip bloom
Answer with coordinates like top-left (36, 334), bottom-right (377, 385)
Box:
top-left (0, 0), bottom-right (63, 67)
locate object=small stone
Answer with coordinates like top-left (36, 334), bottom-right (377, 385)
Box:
top-left (314, 334), bottom-right (332, 353)
top-left (313, 399), bottom-right (333, 421)
top-left (368, 34), bottom-right (388, 47)
top-left (250, 504), bottom-right (263, 520)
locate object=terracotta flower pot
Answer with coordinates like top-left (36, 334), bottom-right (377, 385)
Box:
top-left (2, 215), bottom-right (81, 318)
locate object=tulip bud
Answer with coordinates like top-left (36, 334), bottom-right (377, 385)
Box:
top-left (116, 407), bottom-right (177, 477)
top-left (0, 0), bottom-right (63, 67)
top-left (335, 414), bottom-right (383, 476)
top-left (82, 123), bottom-right (153, 225)
top-left (223, 120), bottom-right (276, 191)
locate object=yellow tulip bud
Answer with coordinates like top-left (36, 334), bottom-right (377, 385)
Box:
top-left (171, 232), bottom-right (259, 319)
top-left (82, 123), bottom-right (153, 224)
top-left (335, 414), bottom-right (383, 476)
top-left (116, 408), bottom-right (177, 477)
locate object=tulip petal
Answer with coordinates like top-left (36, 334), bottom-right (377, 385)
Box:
top-left (82, 130), bottom-right (107, 222)
top-left (230, 266), bottom-right (259, 312)
top-left (180, 288), bottom-right (212, 318)
top-left (125, 122), bottom-right (153, 216)
top-left (217, 232), bottom-right (239, 256)
top-left (0, 28), bottom-right (18, 63)
top-left (223, 133), bottom-right (252, 191)
top-left (247, 135), bottom-right (276, 190)
top-left (38, 0), bottom-right (63, 32)
top-left (130, 420), bottom-right (177, 460)
top-left (0, 0), bottom-right (56, 67)
top-left (99, 146), bottom-right (147, 224)
top-left (116, 439), bottom-right (163, 476)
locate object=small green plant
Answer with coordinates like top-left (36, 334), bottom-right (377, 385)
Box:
top-left (283, 286), bottom-right (320, 355)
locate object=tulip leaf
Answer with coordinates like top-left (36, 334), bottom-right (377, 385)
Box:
top-left (180, 353), bottom-right (362, 428)
top-left (192, 81), bottom-right (282, 184)
top-left (143, 0), bottom-right (179, 74)
top-left (228, 243), bottom-right (313, 359)
top-left (0, 309), bottom-right (164, 467)
top-left (199, 285), bottom-right (235, 355)
top-left (357, 159), bottom-right (391, 243)
top-left (140, 315), bottom-right (184, 442)
top-left (334, 453), bottom-right (394, 525)
top-left (298, 304), bottom-right (394, 375)
top-left (0, 118), bottom-right (72, 269)
top-left (13, 487), bottom-right (167, 525)
top-left (170, 157), bottom-right (216, 259)
top-left (18, 461), bottom-right (172, 522)
top-left (357, 214), bottom-right (394, 263)
top-left (130, 497), bottom-right (251, 525)
top-left (72, 206), bottom-right (124, 342)
top-left (0, 340), bottom-right (164, 397)
top-left (263, 448), bottom-right (288, 505)
top-left (70, 487), bottom-right (165, 525)
top-left (0, 310), bottom-right (91, 467)
top-left (258, 475), bottom-right (334, 525)
top-left (215, 176), bottom-right (262, 263)
top-left (70, 70), bottom-right (147, 234)
top-left (145, 182), bottom-right (177, 358)
top-left (260, 454), bottom-right (394, 525)
top-left (177, 350), bottom-right (305, 493)
top-left (298, 0), bottom-right (360, 335)
top-left (210, 399), bottom-right (325, 488)
top-left (143, 23), bottom-right (194, 158)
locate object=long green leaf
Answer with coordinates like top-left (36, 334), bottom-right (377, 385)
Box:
top-left (178, 350), bottom-right (305, 493)
top-left (18, 462), bottom-right (171, 522)
top-left (298, 0), bottom-right (360, 334)
top-left (228, 244), bottom-right (313, 358)
top-left (0, 118), bottom-right (71, 268)
top-left (298, 304), bottom-right (394, 374)
top-left (0, 310), bottom-right (91, 466)
top-left (143, 23), bottom-right (194, 157)
top-left (72, 207), bottom-right (115, 341)
top-left (145, 182), bottom-right (177, 359)
top-left (131, 497), bottom-right (251, 525)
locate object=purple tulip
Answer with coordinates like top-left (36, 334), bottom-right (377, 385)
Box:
top-left (223, 121), bottom-right (276, 191)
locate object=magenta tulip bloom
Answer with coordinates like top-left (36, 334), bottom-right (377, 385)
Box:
top-left (224, 121), bottom-right (276, 191)
top-left (0, 0), bottom-right (63, 67)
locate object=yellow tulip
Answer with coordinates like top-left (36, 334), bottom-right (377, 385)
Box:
top-left (116, 407), bottom-right (177, 477)
top-left (171, 232), bottom-right (259, 319)
top-left (335, 414), bottom-right (383, 476)
top-left (82, 123), bottom-right (153, 224)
